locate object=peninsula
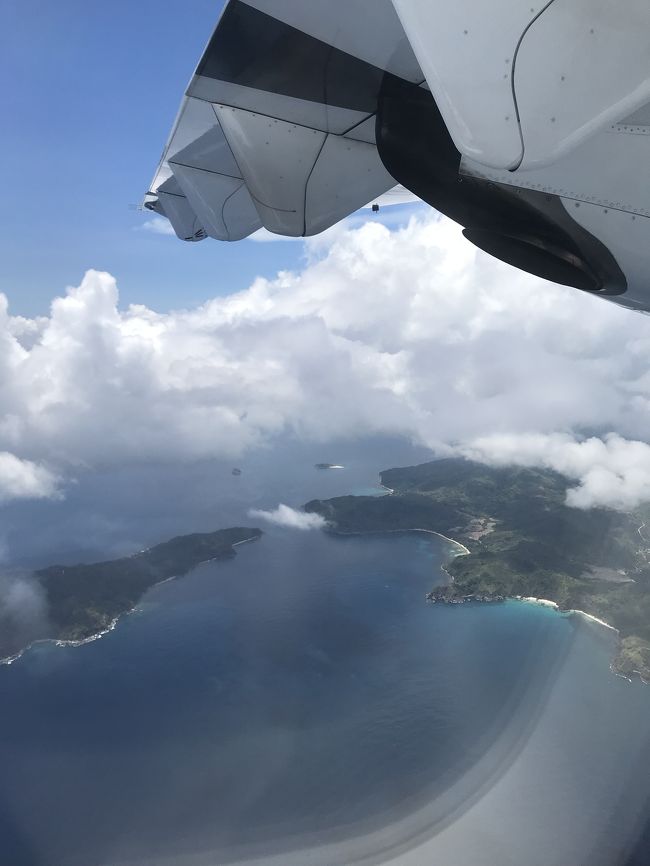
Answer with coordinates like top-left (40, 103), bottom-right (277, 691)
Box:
top-left (305, 459), bottom-right (650, 682)
top-left (2, 526), bottom-right (261, 661)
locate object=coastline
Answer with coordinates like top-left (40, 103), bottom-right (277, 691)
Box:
top-left (395, 527), bottom-right (471, 557)
top-left (0, 615), bottom-right (122, 667)
top-left (398, 521), bottom-right (641, 681)
top-left (0, 533), bottom-right (261, 668)
top-left (514, 596), bottom-right (558, 609)
top-left (373, 478), bottom-right (467, 551)
top-left (232, 535), bottom-right (260, 548)
top-left (330, 521), bottom-right (646, 684)
top-left (487, 591), bottom-right (647, 685)
top-left (460, 593), bottom-right (620, 639)
top-left (310, 461), bottom-right (650, 685)
top-left (565, 609), bottom-right (619, 633)
top-left (511, 596), bottom-right (619, 635)
top-left (329, 526), bottom-right (471, 557)
top-left (513, 597), bottom-right (623, 642)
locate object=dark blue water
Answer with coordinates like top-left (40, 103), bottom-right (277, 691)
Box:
top-left (2, 525), bottom-right (650, 866)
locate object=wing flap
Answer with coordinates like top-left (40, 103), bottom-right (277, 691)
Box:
top-left (156, 187), bottom-right (206, 242)
top-left (305, 136), bottom-right (395, 236)
top-left (215, 105), bottom-right (327, 236)
top-left (169, 165), bottom-right (260, 241)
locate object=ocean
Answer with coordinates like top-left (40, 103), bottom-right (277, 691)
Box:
top-left (1, 442), bottom-right (650, 865)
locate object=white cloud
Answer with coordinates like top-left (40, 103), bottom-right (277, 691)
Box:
top-left (459, 432), bottom-right (650, 511)
top-left (3, 214), bottom-right (650, 508)
top-left (138, 217), bottom-right (175, 236)
top-left (248, 228), bottom-right (303, 243)
top-left (0, 572), bottom-right (50, 655)
top-left (248, 504), bottom-right (326, 530)
top-left (0, 453), bottom-right (60, 503)
top-left (0, 574), bottom-right (47, 626)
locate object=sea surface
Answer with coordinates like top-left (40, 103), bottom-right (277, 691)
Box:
top-left (1, 444), bottom-right (650, 866)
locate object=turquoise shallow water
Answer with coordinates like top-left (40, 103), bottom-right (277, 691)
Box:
top-left (1, 528), bottom-right (649, 866)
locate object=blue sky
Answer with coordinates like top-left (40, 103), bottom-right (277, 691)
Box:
top-left (1, 0), bottom-right (312, 316)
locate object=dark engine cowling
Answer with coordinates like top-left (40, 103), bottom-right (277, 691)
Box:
top-left (375, 75), bottom-right (625, 296)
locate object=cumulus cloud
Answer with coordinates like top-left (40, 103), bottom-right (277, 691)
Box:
top-left (3, 213), bottom-right (650, 509)
top-left (0, 573), bottom-right (50, 657)
top-left (138, 217), bottom-right (175, 236)
top-left (0, 453), bottom-right (60, 503)
top-left (460, 432), bottom-right (650, 511)
top-left (248, 228), bottom-right (303, 243)
top-left (248, 504), bottom-right (326, 530)
top-left (0, 574), bottom-right (47, 626)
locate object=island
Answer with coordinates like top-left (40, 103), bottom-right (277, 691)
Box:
top-left (2, 526), bottom-right (262, 662)
top-left (305, 459), bottom-right (650, 682)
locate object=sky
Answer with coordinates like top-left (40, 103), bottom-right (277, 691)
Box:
top-left (3, 1), bottom-right (650, 525)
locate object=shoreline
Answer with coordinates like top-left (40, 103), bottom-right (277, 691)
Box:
top-left (331, 517), bottom-right (646, 684)
top-left (0, 534), bottom-right (261, 668)
top-left (514, 596), bottom-right (558, 609)
top-left (232, 535), bottom-right (260, 547)
top-left (329, 526), bottom-right (471, 557)
top-left (0, 615), bottom-right (122, 667)
top-left (456, 583), bottom-right (648, 686)
top-left (511, 595), bottom-right (619, 635)
top-left (372, 477), bottom-right (624, 638)
top-left (381, 519), bottom-right (633, 671)
top-left (565, 609), bottom-right (619, 633)
top-left (318, 468), bottom-right (650, 685)
top-left (375, 479), bottom-right (468, 552)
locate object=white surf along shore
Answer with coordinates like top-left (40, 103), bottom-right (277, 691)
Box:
top-left (1, 615), bottom-right (122, 667)
top-left (333, 514), bottom-right (625, 673)
top-left (513, 596), bottom-right (618, 633)
top-left (428, 521), bottom-right (635, 679)
top-left (367, 479), bottom-right (622, 642)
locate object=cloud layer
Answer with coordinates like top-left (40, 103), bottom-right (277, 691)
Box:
top-left (248, 504), bottom-right (327, 530)
top-left (3, 213), bottom-right (650, 508)
top-left (139, 216), bottom-right (175, 236)
top-left (460, 433), bottom-right (650, 510)
top-left (0, 573), bottom-right (50, 657)
top-left (0, 452), bottom-right (60, 503)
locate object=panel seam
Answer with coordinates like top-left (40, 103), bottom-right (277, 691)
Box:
top-left (510, 0), bottom-right (558, 171)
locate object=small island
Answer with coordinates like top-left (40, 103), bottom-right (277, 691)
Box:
top-left (305, 459), bottom-right (650, 682)
top-left (2, 526), bottom-right (262, 662)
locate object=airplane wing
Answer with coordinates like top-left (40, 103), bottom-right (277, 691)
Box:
top-left (145, 0), bottom-right (650, 313)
